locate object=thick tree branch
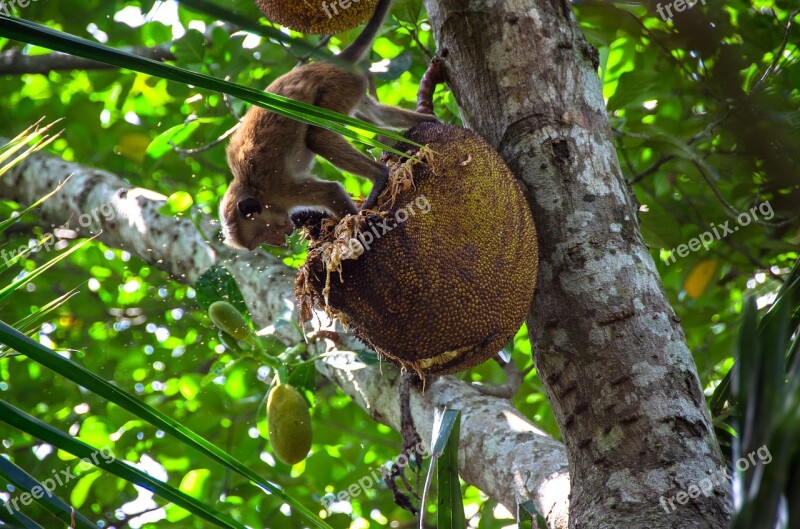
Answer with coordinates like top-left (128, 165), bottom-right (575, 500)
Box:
top-left (0, 45), bottom-right (175, 75)
top-left (0, 144), bottom-right (570, 528)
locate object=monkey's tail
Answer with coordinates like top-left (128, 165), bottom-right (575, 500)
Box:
top-left (416, 57), bottom-right (445, 116)
top-left (338, 0), bottom-right (393, 63)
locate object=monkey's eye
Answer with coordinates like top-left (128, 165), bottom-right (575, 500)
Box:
top-left (237, 197), bottom-right (263, 218)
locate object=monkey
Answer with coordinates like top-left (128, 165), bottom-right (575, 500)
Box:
top-left (220, 0), bottom-right (437, 250)
top-left (291, 56), bottom-right (448, 237)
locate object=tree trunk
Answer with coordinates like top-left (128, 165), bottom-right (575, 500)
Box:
top-left (423, 0), bottom-right (732, 527)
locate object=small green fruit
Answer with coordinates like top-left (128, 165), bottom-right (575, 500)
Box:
top-left (208, 301), bottom-right (251, 341)
top-left (267, 384), bottom-right (312, 465)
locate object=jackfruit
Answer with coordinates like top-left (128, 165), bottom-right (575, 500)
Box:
top-left (254, 0), bottom-right (378, 34)
top-left (295, 122), bottom-right (538, 376)
top-left (267, 384), bottom-right (312, 465)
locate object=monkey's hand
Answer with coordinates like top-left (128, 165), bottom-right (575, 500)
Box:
top-left (290, 209), bottom-right (334, 240)
top-left (360, 164), bottom-right (389, 211)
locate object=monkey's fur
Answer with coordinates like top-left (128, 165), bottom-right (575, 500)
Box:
top-left (220, 0), bottom-right (435, 250)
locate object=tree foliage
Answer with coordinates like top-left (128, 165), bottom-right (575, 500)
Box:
top-left (0, 0), bottom-right (797, 527)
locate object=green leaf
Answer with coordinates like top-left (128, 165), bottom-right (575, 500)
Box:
top-left (172, 29), bottom-right (206, 64)
top-left (70, 471), bottom-right (102, 509)
top-left (437, 409), bottom-right (465, 529)
top-left (372, 51), bottom-right (414, 81)
top-left (180, 468), bottom-right (212, 499)
top-left (0, 456), bottom-right (97, 529)
top-left (517, 499), bottom-right (547, 529)
top-left (0, 400), bottom-right (247, 529)
top-left (419, 408), bottom-right (463, 525)
top-left (146, 120), bottom-right (201, 159)
top-left (0, 502), bottom-right (44, 529)
top-left (0, 16), bottom-right (418, 157)
top-left (0, 321), bottom-right (333, 529)
top-left (224, 365), bottom-right (248, 399)
top-left (0, 236), bottom-right (96, 300)
top-left (195, 265), bottom-right (248, 314)
top-left (607, 70), bottom-right (663, 111)
top-left (166, 191), bottom-right (194, 214)
top-left (710, 260), bottom-right (800, 416)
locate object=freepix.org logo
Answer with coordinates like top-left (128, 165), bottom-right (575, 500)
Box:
top-left (1, 201), bottom-right (117, 267)
top-left (656, 0), bottom-right (707, 21)
top-left (0, 0), bottom-right (40, 16)
top-left (3, 446), bottom-right (116, 515)
top-left (321, 0), bottom-right (363, 20)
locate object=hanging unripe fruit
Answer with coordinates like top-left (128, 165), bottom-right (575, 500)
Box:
top-left (295, 122), bottom-right (539, 377)
top-left (254, 0), bottom-right (378, 35)
top-left (267, 384), bottom-right (312, 465)
top-left (208, 301), bottom-right (252, 342)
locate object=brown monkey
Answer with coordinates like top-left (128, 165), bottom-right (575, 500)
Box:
top-left (220, 0), bottom-right (436, 250)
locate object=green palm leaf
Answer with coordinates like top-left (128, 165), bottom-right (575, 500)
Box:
top-left (0, 15), bottom-right (416, 157)
top-left (0, 321), bottom-right (332, 529)
top-left (0, 499), bottom-right (47, 529)
top-left (0, 120), bottom-right (62, 208)
top-left (0, 236), bottom-right (95, 300)
top-left (0, 400), bottom-right (247, 529)
top-left (0, 289), bottom-right (79, 358)
top-left (0, 455), bottom-right (99, 528)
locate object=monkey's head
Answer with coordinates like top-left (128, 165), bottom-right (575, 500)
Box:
top-left (221, 120), bottom-right (296, 250)
top-left (219, 179), bottom-right (294, 250)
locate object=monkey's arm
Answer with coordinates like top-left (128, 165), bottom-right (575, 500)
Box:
top-left (291, 176), bottom-right (358, 218)
top-left (356, 97), bottom-right (438, 129)
top-left (306, 127), bottom-right (388, 211)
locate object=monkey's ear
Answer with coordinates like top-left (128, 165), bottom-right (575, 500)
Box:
top-left (237, 197), bottom-right (263, 218)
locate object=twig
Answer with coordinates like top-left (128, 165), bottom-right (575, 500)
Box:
top-left (299, 35), bottom-right (333, 64)
top-left (624, 113), bottom-right (729, 185)
top-left (114, 505), bottom-right (165, 529)
top-left (751, 9), bottom-right (799, 94)
top-left (628, 155), bottom-right (674, 185)
top-left (169, 122), bottom-right (240, 155)
top-left (472, 357), bottom-right (533, 399)
top-left (693, 160), bottom-right (800, 228)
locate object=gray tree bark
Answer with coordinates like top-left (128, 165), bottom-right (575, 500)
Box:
top-left (422, 0), bottom-right (732, 527)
